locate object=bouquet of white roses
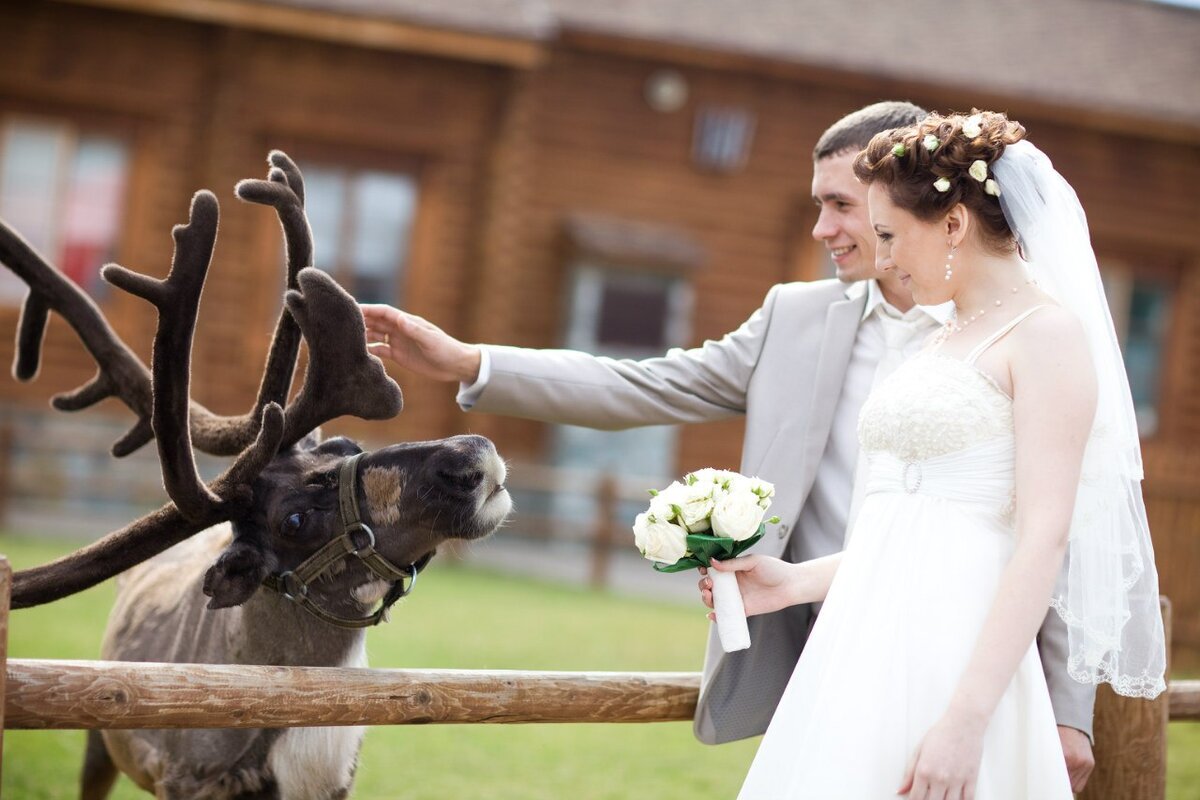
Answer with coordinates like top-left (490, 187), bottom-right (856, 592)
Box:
top-left (632, 468), bottom-right (779, 652)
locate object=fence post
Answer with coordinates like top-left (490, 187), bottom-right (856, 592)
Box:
top-left (589, 474), bottom-right (618, 589)
top-left (0, 555), bottom-right (11, 785)
top-left (0, 417), bottom-right (12, 525)
top-left (1080, 596), bottom-right (1171, 800)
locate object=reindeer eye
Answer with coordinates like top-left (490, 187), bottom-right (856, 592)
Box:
top-left (280, 512), bottom-right (306, 535)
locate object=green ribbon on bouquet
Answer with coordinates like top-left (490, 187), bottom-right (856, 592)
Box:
top-left (652, 524), bottom-right (766, 573)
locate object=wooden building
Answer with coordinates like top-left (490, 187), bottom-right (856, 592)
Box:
top-left (2, 0), bottom-right (1199, 657)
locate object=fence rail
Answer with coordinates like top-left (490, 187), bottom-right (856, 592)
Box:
top-left (4, 658), bottom-right (1197, 730)
top-left (1, 563), bottom-right (1195, 799)
top-left (5, 660), bottom-right (699, 729)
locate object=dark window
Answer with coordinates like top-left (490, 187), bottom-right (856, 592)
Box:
top-left (1105, 264), bottom-right (1175, 437)
top-left (596, 280), bottom-right (671, 349)
top-left (1122, 280), bottom-right (1172, 435)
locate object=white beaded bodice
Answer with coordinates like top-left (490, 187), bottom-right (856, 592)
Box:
top-left (858, 351), bottom-right (1013, 462)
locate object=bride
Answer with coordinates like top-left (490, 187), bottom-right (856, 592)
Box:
top-left (700, 111), bottom-right (1166, 799)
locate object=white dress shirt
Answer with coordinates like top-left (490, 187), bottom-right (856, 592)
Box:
top-left (787, 281), bottom-right (949, 563)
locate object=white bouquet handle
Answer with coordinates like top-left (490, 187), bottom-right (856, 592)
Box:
top-left (710, 568), bottom-right (750, 652)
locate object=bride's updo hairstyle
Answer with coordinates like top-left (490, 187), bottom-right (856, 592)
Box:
top-left (853, 110), bottom-right (1026, 254)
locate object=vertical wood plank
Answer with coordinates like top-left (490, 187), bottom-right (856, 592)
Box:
top-left (0, 555), bottom-right (11, 786)
top-left (589, 474), bottom-right (617, 588)
top-left (1080, 597), bottom-right (1171, 800)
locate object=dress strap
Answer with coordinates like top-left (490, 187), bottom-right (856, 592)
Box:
top-left (965, 304), bottom-right (1054, 365)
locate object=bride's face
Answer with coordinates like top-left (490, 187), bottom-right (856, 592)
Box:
top-left (867, 183), bottom-right (952, 306)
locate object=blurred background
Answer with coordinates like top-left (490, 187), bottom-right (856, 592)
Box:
top-left (0, 1), bottom-right (1198, 794)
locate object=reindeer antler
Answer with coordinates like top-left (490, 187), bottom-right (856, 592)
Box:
top-left (0, 151), bottom-right (316, 458)
top-left (5, 151), bottom-right (404, 606)
top-left (279, 268), bottom-right (403, 449)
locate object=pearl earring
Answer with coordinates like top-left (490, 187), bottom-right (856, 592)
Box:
top-left (944, 245), bottom-right (956, 281)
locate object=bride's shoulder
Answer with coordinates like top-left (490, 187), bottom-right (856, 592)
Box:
top-left (1009, 305), bottom-right (1095, 391)
top-left (1012, 303), bottom-right (1085, 347)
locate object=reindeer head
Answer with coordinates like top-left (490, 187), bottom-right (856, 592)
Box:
top-left (202, 433), bottom-right (510, 624)
top-left (0, 151), bottom-right (510, 616)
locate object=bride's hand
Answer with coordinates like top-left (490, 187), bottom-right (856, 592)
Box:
top-left (696, 556), bottom-right (799, 617)
top-left (897, 713), bottom-right (986, 799)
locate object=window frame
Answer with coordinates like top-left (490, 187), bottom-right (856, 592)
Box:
top-left (1099, 253), bottom-right (1183, 441)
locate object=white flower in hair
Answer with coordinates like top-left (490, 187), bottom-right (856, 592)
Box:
top-left (933, 177), bottom-right (951, 193)
top-left (923, 134), bottom-right (940, 151)
top-left (985, 178), bottom-right (1001, 197)
top-left (969, 160), bottom-right (989, 182)
top-left (961, 115), bottom-right (983, 139)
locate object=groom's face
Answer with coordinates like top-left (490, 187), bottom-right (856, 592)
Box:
top-left (811, 151), bottom-right (876, 283)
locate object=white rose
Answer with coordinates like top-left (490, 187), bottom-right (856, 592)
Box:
top-left (688, 468), bottom-right (741, 490)
top-left (985, 178), bottom-right (1001, 197)
top-left (968, 159), bottom-right (988, 182)
top-left (747, 478), bottom-right (776, 507)
top-left (933, 177), bottom-right (951, 193)
top-left (922, 134), bottom-right (939, 151)
top-left (711, 488), bottom-right (767, 541)
top-left (961, 115), bottom-right (983, 139)
top-left (649, 481), bottom-right (687, 522)
top-left (676, 482), bottom-right (716, 532)
top-left (632, 511), bottom-right (689, 564)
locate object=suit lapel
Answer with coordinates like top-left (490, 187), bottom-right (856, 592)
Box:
top-left (696, 286), bottom-right (867, 739)
top-left (797, 293), bottom-right (865, 488)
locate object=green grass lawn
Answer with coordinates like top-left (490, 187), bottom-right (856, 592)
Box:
top-left (1, 533), bottom-right (1197, 799)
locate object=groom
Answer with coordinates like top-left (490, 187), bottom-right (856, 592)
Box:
top-left (361, 101), bottom-right (1096, 790)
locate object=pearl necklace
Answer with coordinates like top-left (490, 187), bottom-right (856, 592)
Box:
top-left (937, 279), bottom-right (1038, 342)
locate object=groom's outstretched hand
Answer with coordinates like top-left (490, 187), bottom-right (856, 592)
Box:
top-left (1058, 726), bottom-right (1095, 792)
top-left (360, 304), bottom-right (482, 384)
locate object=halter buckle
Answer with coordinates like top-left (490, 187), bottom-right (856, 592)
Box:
top-left (344, 522), bottom-right (376, 557)
top-left (278, 571), bottom-right (308, 601)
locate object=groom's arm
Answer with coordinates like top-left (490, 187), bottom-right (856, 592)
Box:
top-left (1037, 606), bottom-right (1096, 740)
top-left (471, 284), bottom-right (786, 429)
top-left (1041, 606), bottom-right (1099, 743)
top-left (1037, 603), bottom-right (1097, 792)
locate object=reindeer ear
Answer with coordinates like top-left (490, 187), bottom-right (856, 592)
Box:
top-left (203, 538), bottom-right (274, 609)
top-left (293, 428), bottom-right (322, 452)
top-left (313, 436), bottom-right (362, 458)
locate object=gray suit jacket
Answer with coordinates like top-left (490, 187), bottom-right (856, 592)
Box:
top-left (474, 279), bottom-right (1095, 744)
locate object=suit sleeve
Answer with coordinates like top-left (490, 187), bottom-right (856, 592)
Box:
top-left (1038, 603), bottom-right (1097, 741)
top-left (471, 285), bottom-right (782, 429)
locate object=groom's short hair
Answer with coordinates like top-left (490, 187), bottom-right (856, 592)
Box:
top-left (813, 101), bottom-right (928, 161)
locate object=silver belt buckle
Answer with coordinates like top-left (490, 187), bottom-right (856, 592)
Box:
top-left (902, 461), bottom-right (923, 494)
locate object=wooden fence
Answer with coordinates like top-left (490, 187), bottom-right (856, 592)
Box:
top-left (492, 461), bottom-right (651, 588)
top-left (1, 560), bottom-right (1198, 797)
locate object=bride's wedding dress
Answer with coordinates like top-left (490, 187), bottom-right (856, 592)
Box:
top-left (739, 307), bottom-right (1073, 799)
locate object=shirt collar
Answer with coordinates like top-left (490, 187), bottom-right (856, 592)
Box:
top-left (846, 279), bottom-right (954, 326)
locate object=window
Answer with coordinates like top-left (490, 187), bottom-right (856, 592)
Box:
top-left (301, 165), bottom-right (417, 305)
top-left (535, 263), bottom-right (693, 527)
top-left (563, 266), bottom-right (692, 359)
top-left (0, 118), bottom-right (131, 303)
top-left (692, 106), bottom-right (756, 173)
top-left (1104, 263), bottom-right (1175, 436)
top-left (552, 264), bottom-right (692, 476)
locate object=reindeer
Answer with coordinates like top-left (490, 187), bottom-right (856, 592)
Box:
top-left (0, 152), bottom-right (512, 799)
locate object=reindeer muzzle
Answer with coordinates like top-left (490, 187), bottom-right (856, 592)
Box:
top-left (261, 452), bottom-right (431, 628)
